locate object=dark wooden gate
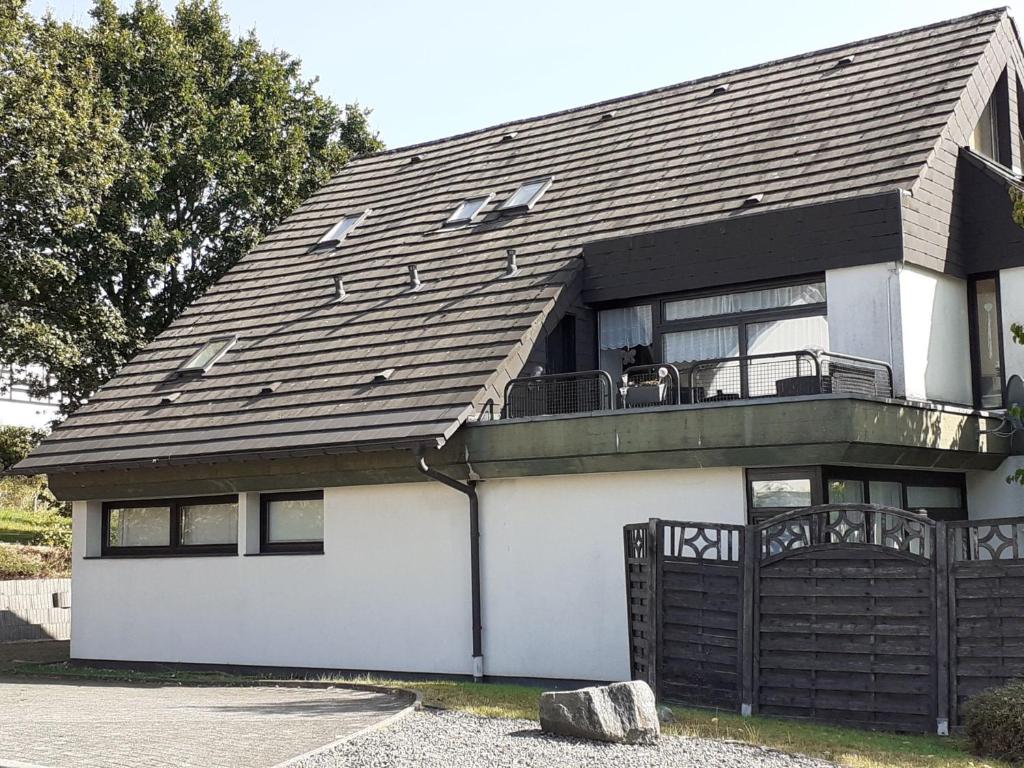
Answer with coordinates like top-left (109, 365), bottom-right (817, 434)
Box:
top-left (754, 506), bottom-right (938, 732)
top-left (625, 505), bottom-right (1024, 733)
top-left (947, 517), bottom-right (1024, 726)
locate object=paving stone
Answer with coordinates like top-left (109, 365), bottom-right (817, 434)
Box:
top-left (0, 676), bottom-right (409, 768)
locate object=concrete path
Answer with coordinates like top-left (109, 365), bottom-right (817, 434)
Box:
top-left (0, 676), bottom-right (413, 768)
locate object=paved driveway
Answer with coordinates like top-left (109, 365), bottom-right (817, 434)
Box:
top-left (0, 676), bottom-right (413, 768)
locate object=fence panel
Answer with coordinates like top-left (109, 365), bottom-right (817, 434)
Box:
top-left (624, 523), bottom-right (655, 686)
top-left (658, 522), bottom-right (745, 708)
top-left (949, 517), bottom-right (1024, 725)
top-left (626, 508), bottom-right (1024, 734)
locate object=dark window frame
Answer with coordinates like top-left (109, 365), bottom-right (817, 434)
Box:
top-left (744, 466), bottom-right (968, 524)
top-left (259, 490), bottom-right (325, 554)
top-left (745, 466), bottom-right (823, 524)
top-left (967, 272), bottom-right (1006, 410)
top-left (594, 274), bottom-right (828, 371)
top-left (101, 495), bottom-right (239, 557)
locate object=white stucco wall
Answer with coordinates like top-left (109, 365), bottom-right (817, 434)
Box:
top-left (897, 264), bottom-right (972, 405)
top-left (72, 483), bottom-right (474, 675)
top-left (70, 467), bottom-right (744, 681)
top-left (968, 458), bottom-right (1024, 520)
top-left (826, 263), bottom-right (904, 394)
top-left (479, 467), bottom-right (744, 680)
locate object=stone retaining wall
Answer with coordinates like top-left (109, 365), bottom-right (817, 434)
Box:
top-left (0, 578), bottom-right (70, 642)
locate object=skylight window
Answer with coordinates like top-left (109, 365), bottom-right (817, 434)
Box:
top-left (318, 211), bottom-right (368, 247)
top-left (446, 195), bottom-right (492, 225)
top-left (178, 336), bottom-right (236, 376)
top-left (500, 177), bottom-right (553, 212)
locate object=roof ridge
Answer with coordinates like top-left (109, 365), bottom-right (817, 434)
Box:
top-left (357, 7), bottom-right (1008, 160)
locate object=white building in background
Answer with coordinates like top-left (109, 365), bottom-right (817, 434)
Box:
top-left (0, 364), bottom-right (60, 430)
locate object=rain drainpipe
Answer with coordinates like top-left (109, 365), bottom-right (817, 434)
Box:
top-left (416, 451), bottom-right (484, 682)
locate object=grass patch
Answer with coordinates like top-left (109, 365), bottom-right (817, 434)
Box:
top-left (0, 662), bottom-right (1003, 768)
top-left (0, 507), bottom-right (70, 545)
top-left (664, 706), bottom-right (1003, 768)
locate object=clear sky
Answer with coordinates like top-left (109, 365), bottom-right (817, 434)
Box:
top-left (27, 0), bottom-right (1020, 149)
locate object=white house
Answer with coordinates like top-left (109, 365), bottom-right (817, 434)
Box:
top-left (0, 364), bottom-right (60, 431)
top-left (13, 9), bottom-right (1024, 685)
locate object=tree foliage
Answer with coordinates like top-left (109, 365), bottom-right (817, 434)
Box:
top-left (0, 0), bottom-right (382, 411)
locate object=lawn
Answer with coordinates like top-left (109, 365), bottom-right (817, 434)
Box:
top-left (0, 661), bottom-right (1002, 768)
top-left (0, 506), bottom-right (70, 545)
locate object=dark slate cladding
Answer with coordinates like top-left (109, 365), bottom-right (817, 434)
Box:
top-left (15, 9), bottom-right (1012, 473)
top-left (957, 149), bottom-right (1024, 272)
top-left (582, 192), bottom-right (903, 304)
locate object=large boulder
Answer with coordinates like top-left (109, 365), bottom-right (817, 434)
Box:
top-left (539, 680), bottom-right (660, 744)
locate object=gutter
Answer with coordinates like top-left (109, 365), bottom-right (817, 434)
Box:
top-left (415, 450), bottom-right (484, 682)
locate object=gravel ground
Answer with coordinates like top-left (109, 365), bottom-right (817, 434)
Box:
top-left (298, 709), bottom-right (839, 768)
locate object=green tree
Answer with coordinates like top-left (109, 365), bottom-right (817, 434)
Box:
top-left (0, 0), bottom-right (382, 411)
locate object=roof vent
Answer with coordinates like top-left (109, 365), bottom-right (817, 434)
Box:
top-left (505, 248), bottom-right (519, 277)
top-left (333, 275), bottom-right (346, 302)
top-left (744, 192), bottom-right (764, 206)
top-left (160, 391), bottom-right (181, 405)
top-left (373, 368), bottom-right (395, 383)
top-left (601, 109), bottom-right (617, 120)
top-left (502, 131), bottom-right (518, 142)
top-left (837, 54), bottom-right (855, 66)
top-left (712, 83), bottom-right (730, 95)
top-left (408, 264), bottom-right (422, 291)
top-left (259, 381), bottom-right (281, 395)
top-left (409, 154), bottom-right (424, 163)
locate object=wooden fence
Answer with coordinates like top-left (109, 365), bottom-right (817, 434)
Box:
top-left (624, 505), bottom-right (1024, 734)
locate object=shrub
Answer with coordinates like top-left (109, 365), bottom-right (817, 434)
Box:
top-left (0, 426), bottom-right (44, 471)
top-left (0, 544), bottom-right (45, 579)
top-left (964, 680), bottom-right (1024, 762)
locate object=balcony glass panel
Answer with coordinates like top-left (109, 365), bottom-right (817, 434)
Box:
top-left (664, 281), bottom-right (826, 321)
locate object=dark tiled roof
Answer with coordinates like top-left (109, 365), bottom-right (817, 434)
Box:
top-left (17, 8), bottom-right (1010, 472)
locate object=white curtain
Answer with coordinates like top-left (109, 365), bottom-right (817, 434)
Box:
top-left (665, 282), bottom-right (826, 321)
top-left (663, 326), bottom-right (739, 363)
top-left (599, 305), bottom-right (653, 350)
top-left (747, 316), bottom-right (829, 356)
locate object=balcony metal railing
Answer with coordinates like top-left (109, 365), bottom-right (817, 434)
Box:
top-left (688, 350), bottom-right (892, 403)
top-left (498, 350), bottom-right (894, 420)
top-left (501, 370), bottom-right (615, 419)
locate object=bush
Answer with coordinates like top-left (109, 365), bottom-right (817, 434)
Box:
top-left (964, 680), bottom-right (1024, 762)
top-left (0, 544), bottom-right (44, 579)
top-left (0, 543), bottom-right (70, 580)
top-left (0, 426), bottom-right (44, 471)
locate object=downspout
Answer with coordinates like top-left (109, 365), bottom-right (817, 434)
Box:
top-left (416, 451), bottom-right (484, 682)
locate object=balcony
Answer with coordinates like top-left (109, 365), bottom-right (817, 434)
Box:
top-left (496, 350), bottom-right (894, 420)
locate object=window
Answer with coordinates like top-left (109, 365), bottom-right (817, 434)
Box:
top-left (318, 211), bottom-right (368, 246)
top-left (746, 467), bottom-right (822, 524)
top-left (968, 275), bottom-right (1004, 409)
top-left (500, 178), bottom-right (552, 212)
top-left (748, 467), bottom-right (967, 524)
top-left (824, 467), bottom-right (966, 522)
top-left (102, 496), bottom-right (238, 556)
top-left (661, 280), bottom-right (827, 366)
top-left (179, 336), bottom-right (236, 376)
top-left (260, 491), bottom-right (324, 553)
top-left (598, 305), bottom-right (654, 378)
top-left (446, 195), bottom-right (492, 225)
top-left (970, 96), bottom-right (999, 161)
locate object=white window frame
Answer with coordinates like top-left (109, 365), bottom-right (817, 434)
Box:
top-left (499, 177), bottom-right (553, 212)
